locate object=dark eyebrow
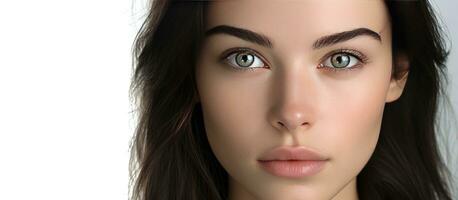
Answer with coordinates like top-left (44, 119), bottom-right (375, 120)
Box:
top-left (205, 25), bottom-right (273, 48)
top-left (312, 28), bottom-right (382, 49)
top-left (205, 25), bottom-right (381, 50)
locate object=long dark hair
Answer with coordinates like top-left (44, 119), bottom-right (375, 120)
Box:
top-left (128, 0), bottom-right (455, 199)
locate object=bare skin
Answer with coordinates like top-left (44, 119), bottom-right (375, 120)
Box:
top-left (195, 0), bottom-right (409, 199)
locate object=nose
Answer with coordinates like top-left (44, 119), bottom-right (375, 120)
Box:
top-left (268, 65), bottom-right (316, 133)
top-left (272, 109), bottom-right (310, 132)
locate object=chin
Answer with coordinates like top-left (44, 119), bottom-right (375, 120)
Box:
top-left (255, 186), bottom-right (332, 200)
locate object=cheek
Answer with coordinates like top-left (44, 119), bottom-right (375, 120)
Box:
top-left (320, 64), bottom-right (391, 172)
top-left (200, 87), bottom-right (258, 157)
top-left (327, 90), bottom-right (385, 160)
top-left (195, 61), bottom-right (265, 172)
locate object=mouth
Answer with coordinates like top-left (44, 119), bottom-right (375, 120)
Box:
top-left (258, 160), bottom-right (327, 178)
top-left (257, 146), bottom-right (329, 178)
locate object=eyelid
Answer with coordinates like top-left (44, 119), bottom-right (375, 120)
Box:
top-left (319, 48), bottom-right (369, 64)
top-left (219, 47), bottom-right (270, 67)
top-left (317, 48), bottom-right (369, 72)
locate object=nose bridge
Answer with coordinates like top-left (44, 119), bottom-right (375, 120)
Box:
top-left (268, 58), bottom-right (317, 133)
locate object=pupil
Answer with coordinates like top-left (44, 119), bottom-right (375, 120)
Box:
top-left (336, 56), bottom-right (343, 63)
top-left (242, 55), bottom-right (248, 63)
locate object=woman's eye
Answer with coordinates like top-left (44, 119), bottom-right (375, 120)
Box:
top-left (320, 52), bottom-right (363, 70)
top-left (224, 51), bottom-right (266, 70)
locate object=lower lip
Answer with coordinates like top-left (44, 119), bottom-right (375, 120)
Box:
top-left (258, 160), bottom-right (327, 178)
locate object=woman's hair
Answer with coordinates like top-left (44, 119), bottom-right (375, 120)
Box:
top-left (128, 0), bottom-right (455, 199)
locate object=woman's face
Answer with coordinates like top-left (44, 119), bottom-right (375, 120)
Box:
top-left (195, 0), bottom-right (406, 199)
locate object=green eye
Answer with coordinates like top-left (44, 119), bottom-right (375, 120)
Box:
top-left (331, 53), bottom-right (351, 68)
top-left (321, 51), bottom-right (362, 70)
top-left (224, 49), bottom-right (266, 70)
top-left (235, 53), bottom-right (255, 67)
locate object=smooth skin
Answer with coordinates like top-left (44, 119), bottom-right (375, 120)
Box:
top-left (195, 0), bottom-right (409, 199)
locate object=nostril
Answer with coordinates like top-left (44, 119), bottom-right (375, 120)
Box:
top-left (277, 121), bottom-right (308, 129)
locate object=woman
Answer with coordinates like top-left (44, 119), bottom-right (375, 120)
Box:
top-left (129, 0), bottom-right (455, 199)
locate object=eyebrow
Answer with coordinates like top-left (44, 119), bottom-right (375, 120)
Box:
top-left (205, 25), bottom-right (273, 48)
top-left (205, 25), bottom-right (382, 49)
top-left (312, 28), bottom-right (381, 49)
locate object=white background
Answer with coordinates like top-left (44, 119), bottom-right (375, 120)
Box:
top-left (0, 0), bottom-right (456, 199)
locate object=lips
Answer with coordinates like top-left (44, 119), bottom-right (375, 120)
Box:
top-left (257, 146), bottom-right (329, 178)
top-left (257, 146), bottom-right (329, 161)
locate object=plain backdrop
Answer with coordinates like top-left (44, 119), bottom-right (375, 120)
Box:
top-left (432, 0), bottom-right (458, 198)
top-left (0, 0), bottom-right (456, 199)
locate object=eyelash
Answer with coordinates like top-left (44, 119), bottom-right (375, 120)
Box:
top-left (318, 48), bottom-right (369, 72)
top-left (220, 47), bottom-right (369, 73)
top-left (220, 47), bottom-right (267, 72)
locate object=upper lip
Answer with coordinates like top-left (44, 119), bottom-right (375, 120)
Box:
top-left (258, 146), bottom-right (329, 161)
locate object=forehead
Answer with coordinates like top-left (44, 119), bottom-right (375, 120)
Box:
top-left (205, 0), bottom-right (390, 46)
